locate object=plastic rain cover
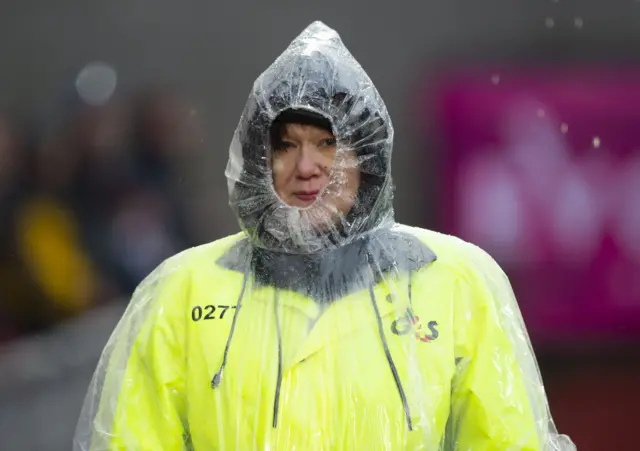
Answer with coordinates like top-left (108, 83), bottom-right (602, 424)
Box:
top-left (74, 21), bottom-right (575, 451)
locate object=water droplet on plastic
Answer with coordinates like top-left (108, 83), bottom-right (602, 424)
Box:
top-left (593, 136), bottom-right (601, 148)
top-left (491, 74), bottom-right (501, 85)
top-left (545, 17), bottom-right (555, 28)
top-left (560, 123), bottom-right (569, 133)
top-left (574, 17), bottom-right (584, 29)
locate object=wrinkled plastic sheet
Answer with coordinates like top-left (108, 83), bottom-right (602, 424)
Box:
top-left (74, 21), bottom-right (575, 450)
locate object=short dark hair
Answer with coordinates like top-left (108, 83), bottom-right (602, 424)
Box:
top-left (269, 108), bottom-right (333, 149)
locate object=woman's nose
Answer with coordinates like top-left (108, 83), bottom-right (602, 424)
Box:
top-left (296, 145), bottom-right (322, 178)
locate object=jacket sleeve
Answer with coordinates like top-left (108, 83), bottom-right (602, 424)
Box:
top-left (448, 244), bottom-right (575, 451)
top-left (73, 258), bottom-right (189, 451)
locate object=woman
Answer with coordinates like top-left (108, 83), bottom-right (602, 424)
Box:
top-left (74, 22), bottom-right (575, 450)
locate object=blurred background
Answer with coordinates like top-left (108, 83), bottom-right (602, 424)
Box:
top-left (0, 1), bottom-right (638, 449)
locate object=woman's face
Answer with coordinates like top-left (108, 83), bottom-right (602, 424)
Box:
top-left (271, 123), bottom-right (360, 222)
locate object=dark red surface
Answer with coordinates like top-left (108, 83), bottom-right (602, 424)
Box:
top-left (544, 359), bottom-right (640, 451)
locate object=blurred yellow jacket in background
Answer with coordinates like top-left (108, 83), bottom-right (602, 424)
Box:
top-left (17, 199), bottom-right (96, 316)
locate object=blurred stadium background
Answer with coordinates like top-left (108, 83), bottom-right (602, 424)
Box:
top-left (1, 1), bottom-right (639, 449)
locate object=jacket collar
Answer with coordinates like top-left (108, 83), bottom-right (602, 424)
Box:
top-left (217, 228), bottom-right (436, 302)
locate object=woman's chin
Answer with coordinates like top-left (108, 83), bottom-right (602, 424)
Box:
top-left (290, 199), bottom-right (316, 209)
top-left (300, 202), bottom-right (342, 227)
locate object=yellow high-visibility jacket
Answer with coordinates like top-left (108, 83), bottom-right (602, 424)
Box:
top-left (75, 227), bottom-right (569, 450)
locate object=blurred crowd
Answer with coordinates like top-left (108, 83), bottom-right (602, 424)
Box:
top-left (0, 82), bottom-right (210, 343)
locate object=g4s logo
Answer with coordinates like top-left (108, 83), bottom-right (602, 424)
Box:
top-left (390, 308), bottom-right (439, 343)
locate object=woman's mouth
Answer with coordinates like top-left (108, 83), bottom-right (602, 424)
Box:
top-left (294, 191), bottom-right (319, 202)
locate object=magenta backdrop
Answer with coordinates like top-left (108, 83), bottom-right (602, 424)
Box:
top-left (432, 67), bottom-right (640, 348)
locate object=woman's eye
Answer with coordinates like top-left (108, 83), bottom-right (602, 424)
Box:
top-left (321, 138), bottom-right (337, 147)
top-left (274, 141), bottom-right (295, 152)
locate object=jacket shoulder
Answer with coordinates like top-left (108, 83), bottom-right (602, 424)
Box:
top-left (392, 224), bottom-right (506, 280)
top-left (161, 232), bottom-right (246, 274)
top-left (123, 233), bottom-right (246, 323)
top-left (131, 232), bottom-right (246, 297)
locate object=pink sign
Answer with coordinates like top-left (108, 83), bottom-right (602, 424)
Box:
top-left (431, 67), bottom-right (640, 348)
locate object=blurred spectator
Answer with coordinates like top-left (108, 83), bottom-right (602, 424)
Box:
top-left (36, 92), bottom-right (177, 296)
top-left (47, 95), bottom-right (141, 296)
top-left (132, 87), bottom-right (210, 243)
top-left (0, 83), bottom-right (211, 343)
top-left (0, 114), bottom-right (103, 341)
top-left (50, 87), bottom-right (199, 296)
top-left (108, 187), bottom-right (181, 291)
top-left (13, 114), bottom-right (109, 329)
top-left (0, 115), bottom-right (33, 341)
top-left (133, 87), bottom-right (203, 175)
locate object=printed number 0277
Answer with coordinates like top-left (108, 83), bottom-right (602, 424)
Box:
top-left (191, 305), bottom-right (236, 322)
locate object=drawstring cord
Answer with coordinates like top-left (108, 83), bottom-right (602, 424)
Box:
top-left (272, 289), bottom-right (283, 428)
top-left (209, 270), bottom-right (284, 430)
top-left (211, 266), bottom-right (251, 388)
top-left (369, 284), bottom-right (414, 431)
top-left (211, 264), bottom-right (415, 432)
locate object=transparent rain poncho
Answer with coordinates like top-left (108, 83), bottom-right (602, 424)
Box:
top-left (74, 21), bottom-right (575, 451)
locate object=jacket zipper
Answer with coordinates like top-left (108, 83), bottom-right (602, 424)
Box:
top-left (369, 285), bottom-right (414, 431)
